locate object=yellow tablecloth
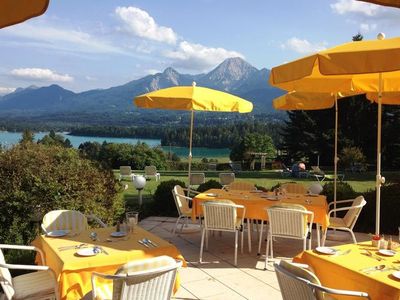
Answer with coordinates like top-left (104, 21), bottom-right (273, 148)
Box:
top-left (32, 226), bottom-right (186, 300)
top-left (294, 242), bottom-right (400, 300)
top-left (193, 189), bottom-right (329, 229)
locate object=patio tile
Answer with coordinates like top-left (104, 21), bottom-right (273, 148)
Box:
top-left (182, 278), bottom-right (244, 299)
top-left (172, 286), bottom-right (199, 300)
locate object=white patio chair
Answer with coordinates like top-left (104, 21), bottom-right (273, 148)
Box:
top-left (41, 210), bottom-right (106, 234)
top-left (0, 244), bottom-right (59, 300)
top-left (218, 172), bottom-right (235, 187)
top-left (144, 165), bottom-right (160, 181)
top-left (172, 185), bottom-right (200, 235)
top-left (263, 204), bottom-right (314, 268)
top-left (281, 182), bottom-right (307, 194)
top-left (223, 181), bottom-right (256, 191)
top-left (119, 166), bottom-right (135, 181)
top-left (322, 196), bottom-right (366, 246)
top-left (91, 256), bottom-right (182, 300)
top-left (274, 260), bottom-right (370, 300)
top-left (199, 200), bottom-right (248, 266)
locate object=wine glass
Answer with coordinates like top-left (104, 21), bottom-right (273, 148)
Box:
top-left (126, 211), bottom-right (139, 234)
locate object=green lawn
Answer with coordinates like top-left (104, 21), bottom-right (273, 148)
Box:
top-left (116, 169), bottom-right (392, 207)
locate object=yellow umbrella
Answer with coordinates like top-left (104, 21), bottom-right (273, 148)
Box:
top-left (134, 82), bottom-right (253, 183)
top-left (357, 0), bottom-right (400, 8)
top-left (0, 0), bottom-right (49, 29)
top-left (269, 35), bottom-right (400, 234)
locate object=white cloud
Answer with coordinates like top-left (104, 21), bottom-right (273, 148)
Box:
top-left (85, 76), bottom-right (97, 81)
top-left (3, 23), bottom-right (129, 55)
top-left (165, 41), bottom-right (244, 71)
top-left (0, 87), bottom-right (16, 96)
top-left (10, 68), bottom-right (73, 82)
top-left (281, 38), bottom-right (327, 54)
top-left (115, 6), bottom-right (177, 45)
top-left (360, 23), bottom-right (377, 33)
top-left (331, 0), bottom-right (381, 16)
top-left (145, 69), bottom-right (160, 75)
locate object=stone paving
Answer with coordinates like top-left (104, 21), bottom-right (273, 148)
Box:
top-left (140, 216), bottom-right (370, 300)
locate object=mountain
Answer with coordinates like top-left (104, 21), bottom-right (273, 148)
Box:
top-left (0, 57), bottom-right (283, 116)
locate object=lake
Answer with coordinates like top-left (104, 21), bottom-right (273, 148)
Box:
top-left (0, 131), bottom-right (230, 158)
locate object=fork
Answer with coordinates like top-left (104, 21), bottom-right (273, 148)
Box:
top-left (364, 250), bottom-right (385, 261)
top-left (58, 243), bottom-right (87, 251)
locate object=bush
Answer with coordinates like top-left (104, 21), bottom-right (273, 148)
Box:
top-left (321, 182), bottom-right (358, 203)
top-left (197, 180), bottom-right (222, 192)
top-left (152, 179), bottom-right (186, 216)
top-left (356, 183), bottom-right (400, 235)
top-left (340, 147), bottom-right (366, 170)
top-left (0, 143), bottom-right (122, 247)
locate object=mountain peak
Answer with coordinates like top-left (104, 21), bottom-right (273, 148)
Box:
top-left (163, 67), bottom-right (178, 76)
top-left (200, 57), bottom-right (258, 91)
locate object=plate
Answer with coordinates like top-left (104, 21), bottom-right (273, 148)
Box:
top-left (76, 247), bottom-right (98, 257)
top-left (46, 230), bottom-right (69, 237)
top-left (379, 249), bottom-right (396, 256)
top-left (392, 271), bottom-right (400, 280)
top-left (206, 193), bottom-right (218, 197)
top-left (110, 231), bottom-right (127, 238)
top-left (315, 247), bottom-right (337, 255)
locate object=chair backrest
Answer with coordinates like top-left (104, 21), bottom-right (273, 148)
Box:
top-left (274, 260), bottom-right (321, 300)
top-left (41, 210), bottom-right (88, 233)
top-left (219, 173), bottom-right (235, 186)
top-left (189, 173), bottom-right (205, 185)
top-left (226, 181), bottom-right (256, 191)
top-left (172, 185), bottom-right (191, 216)
top-left (308, 183), bottom-right (323, 195)
top-left (144, 165), bottom-right (157, 176)
top-left (0, 248), bottom-right (14, 299)
top-left (202, 200), bottom-right (240, 231)
top-left (342, 196), bottom-right (367, 228)
top-left (120, 166), bottom-right (132, 176)
top-left (267, 204), bottom-right (312, 238)
top-left (274, 260), bottom-right (370, 300)
top-left (92, 256), bottom-right (182, 300)
top-left (281, 183), bottom-right (307, 194)
top-left (311, 166), bottom-right (324, 175)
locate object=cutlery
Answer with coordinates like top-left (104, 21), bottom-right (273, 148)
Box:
top-left (96, 246), bottom-right (109, 255)
top-left (333, 249), bottom-right (351, 257)
top-left (138, 240), bottom-right (149, 248)
top-left (143, 238), bottom-right (158, 247)
top-left (58, 243), bottom-right (87, 251)
top-left (363, 250), bottom-right (385, 261)
top-left (360, 264), bottom-right (386, 274)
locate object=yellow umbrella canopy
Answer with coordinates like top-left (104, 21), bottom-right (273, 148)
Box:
top-left (0, 0), bottom-right (49, 29)
top-left (269, 36), bottom-right (400, 235)
top-left (357, 0), bottom-right (400, 8)
top-left (134, 84), bottom-right (253, 113)
top-left (134, 82), bottom-right (253, 184)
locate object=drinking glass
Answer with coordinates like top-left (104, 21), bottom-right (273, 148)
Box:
top-left (126, 211), bottom-right (139, 234)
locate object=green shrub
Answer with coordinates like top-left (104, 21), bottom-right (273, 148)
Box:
top-left (0, 143), bottom-right (122, 247)
top-left (197, 180), bottom-right (222, 192)
top-left (321, 182), bottom-right (358, 203)
top-left (152, 179), bottom-right (186, 216)
top-left (355, 183), bottom-right (400, 235)
top-left (340, 147), bottom-right (366, 169)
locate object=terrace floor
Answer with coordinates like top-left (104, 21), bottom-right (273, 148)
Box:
top-left (140, 216), bottom-right (370, 300)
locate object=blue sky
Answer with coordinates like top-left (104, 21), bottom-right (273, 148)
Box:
top-left (1, 0), bottom-right (400, 94)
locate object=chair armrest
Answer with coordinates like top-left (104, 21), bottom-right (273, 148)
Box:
top-left (327, 205), bottom-right (364, 218)
top-left (328, 199), bottom-right (356, 208)
top-left (0, 244), bottom-right (46, 265)
top-left (310, 282), bottom-right (370, 299)
top-left (182, 188), bottom-right (200, 195)
top-left (87, 214), bottom-right (107, 228)
top-left (0, 262), bottom-right (49, 271)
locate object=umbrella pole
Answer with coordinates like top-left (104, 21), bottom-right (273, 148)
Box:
top-left (376, 73), bottom-right (384, 235)
top-left (334, 95), bottom-right (338, 218)
top-left (187, 110), bottom-right (194, 194)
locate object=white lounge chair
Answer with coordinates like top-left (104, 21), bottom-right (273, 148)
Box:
top-left (144, 165), bottom-right (160, 181)
top-left (119, 166), bottom-right (135, 181)
top-left (218, 172), bottom-right (235, 187)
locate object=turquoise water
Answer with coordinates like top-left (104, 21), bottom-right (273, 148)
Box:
top-left (0, 131), bottom-right (229, 158)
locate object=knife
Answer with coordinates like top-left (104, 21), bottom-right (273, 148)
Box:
top-left (138, 240), bottom-right (149, 248)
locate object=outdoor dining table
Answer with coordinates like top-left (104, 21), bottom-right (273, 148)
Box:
top-left (192, 189), bottom-right (330, 230)
top-left (294, 242), bottom-right (400, 300)
top-left (32, 226), bottom-right (186, 300)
